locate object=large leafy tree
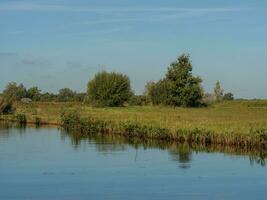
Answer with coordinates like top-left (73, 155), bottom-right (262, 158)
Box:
top-left (166, 54), bottom-right (203, 107)
top-left (87, 71), bottom-right (132, 107)
top-left (27, 87), bottom-right (41, 101)
top-left (3, 82), bottom-right (27, 101)
top-left (146, 54), bottom-right (203, 107)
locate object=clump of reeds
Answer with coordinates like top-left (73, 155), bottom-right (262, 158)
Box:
top-left (35, 117), bottom-right (41, 126)
top-left (15, 113), bottom-right (27, 124)
top-left (119, 121), bottom-right (171, 140)
top-left (60, 110), bottom-right (267, 150)
top-left (61, 110), bottom-right (109, 134)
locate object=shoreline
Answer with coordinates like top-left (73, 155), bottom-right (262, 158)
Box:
top-left (1, 115), bottom-right (267, 163)
top-left (1, 100), bottom-right (267, 151)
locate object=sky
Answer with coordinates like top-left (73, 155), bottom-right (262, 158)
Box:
top-left (0, 0), bottom-right (267, 98)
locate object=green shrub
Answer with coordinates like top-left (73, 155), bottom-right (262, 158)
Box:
top-left (128, 95), bottom-right (150, 106)
top-left (146, 80), bottom-right (171, 105)
top-left (87, 71), bottom-right (133, 107)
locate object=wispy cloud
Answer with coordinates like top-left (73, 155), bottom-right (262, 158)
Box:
top-left (0, 2), bottom-right (245, 38)
top-left (0, 2), bottom-right (241, 13)
top-left (21, 58), bottom-right (49, 65)
top-left (0, 52), bottom-right (18, 57)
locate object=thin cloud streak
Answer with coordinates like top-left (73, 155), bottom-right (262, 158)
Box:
top-left (0, 2), bottom-right (242, 13)
top-left (0, 52), bottom-right (18, 57)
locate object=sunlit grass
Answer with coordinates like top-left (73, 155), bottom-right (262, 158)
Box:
top-left (5, 99), bottom-right (267, 135)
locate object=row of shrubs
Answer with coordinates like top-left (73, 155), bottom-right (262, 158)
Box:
top-left (60, 111), bottom-right (267, 149)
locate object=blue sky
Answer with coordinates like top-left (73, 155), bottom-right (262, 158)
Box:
top-left (0, 0), bottom-right (267, 98)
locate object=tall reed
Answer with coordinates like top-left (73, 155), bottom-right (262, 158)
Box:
top-left (60, 110), bottom-right (267, 150)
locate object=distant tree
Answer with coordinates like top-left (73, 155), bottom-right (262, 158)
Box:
top-left (146, 80), bottom-right (171, 105)
top-left (214, 81), bottom-right (224, 101)
top-left (27, 87), bottom-right (41, 101)
top-left (223, 92), bottom-right (234, 101)
top-left (202, 93), bottom-right (215, 104)
top-left (87, 71), bottom-right (132, 107)
top-left (146, 54), bottom-right (202, 107)
top-left (58, 88), bottom-right (76, 102)
top-left (128, 95), bottom-right (150, 106)
top-left (2, 82), bottom-right (27, 101)
top-left (73, 93), bottom-right (86, 102)
top-left (40, 92), bottom-right (57, 102)
top-left (165, 54), bottom-right (203, 107)
top-left (144, 81), bottom-right (154, 97)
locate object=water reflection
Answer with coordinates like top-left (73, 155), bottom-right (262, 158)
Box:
top-left (1, 122), bottom-right (267, 167)
top-left (61, 130), bottom-right (267, 167)
top-left (169, 145), bottom-right (192, 169)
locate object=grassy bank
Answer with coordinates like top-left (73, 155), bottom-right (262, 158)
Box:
top-left (1, 100), bottom-right (267, 148)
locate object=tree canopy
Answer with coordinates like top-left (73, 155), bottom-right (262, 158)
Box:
top-left (87, 71), bottom-right (132, 107)
top-left (146, 54), bottom-right (203, 107)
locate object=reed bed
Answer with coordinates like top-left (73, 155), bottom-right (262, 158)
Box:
top-left (61, 109), bottom-right (267, 150)
top-left (1, 100), bottom-right (267, 149)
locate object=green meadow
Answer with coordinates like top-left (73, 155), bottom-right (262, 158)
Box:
top-left (2, 99), bottom-right (267, 136)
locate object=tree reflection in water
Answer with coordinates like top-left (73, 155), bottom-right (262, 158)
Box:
top-left (61, 129), bottom-right (267, 167)
top-left (168, 145), bottom-right (192, 169)
top-left (1, 122), bottom-right (267, 167)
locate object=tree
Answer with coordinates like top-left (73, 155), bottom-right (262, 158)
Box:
top-left (40, 92), bottom-right (57, 102)
top-left (146, 54), bottom-right (202, 107)
top-left (165, 54), bottom-right (203, 107)
top-left (214, 81), bottom-right (224, 101)
top-left (58, 88), bottom-right (76, 102)
top-left (2, 82), bottom-right (27, 101)
top-left (87, 71), bottom-right (132, 107)
top-left (223, 92), bottom-right (234, 101)
top-left (73, 93), bottom-right (86, 102)
top-left (128, 95), bottom-right (149, 106)
top-left (27, 87), bottom-right (41, 101)
top-left (202, 93), bottom-right (215, 104)
top-left (146, 80), bottom-right (171, 105)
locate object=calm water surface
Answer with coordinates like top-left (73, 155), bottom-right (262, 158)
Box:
top-left (0, 124), bottom-right (267, 200)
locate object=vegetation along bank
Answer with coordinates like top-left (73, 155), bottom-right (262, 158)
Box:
top-left (0, 54), bottom-right (266, 149)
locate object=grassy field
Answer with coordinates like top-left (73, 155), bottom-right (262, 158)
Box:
top-left (2, 100), bottom-right (267, 136)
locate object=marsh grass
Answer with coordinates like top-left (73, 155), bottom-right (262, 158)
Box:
top-left (1, 100), bottom-right (267, 148)
top-left (60, 108), bottom-right (267, 149)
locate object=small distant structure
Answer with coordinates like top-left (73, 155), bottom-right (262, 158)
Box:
top-left (21, 98), bottom-right (32, 103)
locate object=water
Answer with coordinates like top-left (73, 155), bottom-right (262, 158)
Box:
top-left (0, 124), bottom-right (267, 200)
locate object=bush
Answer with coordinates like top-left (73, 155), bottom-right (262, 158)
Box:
top-left (87, 71), bottom-right (133, 107)
top-left (2, 82), bottom-right (27, 101)
top-left (57, 88), bottom-right (76, 102)
top-left (223, 93), bottom-right (234, 101)
top-left (146, 80), bottom-right (171, 105)
top-left (128, 95), bottom-right (150, 106)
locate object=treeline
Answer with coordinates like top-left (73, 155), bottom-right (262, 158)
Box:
top-left (0, 54), bottom-right (234, 108)
top-left (0, 82), bottom-right (86, 102)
